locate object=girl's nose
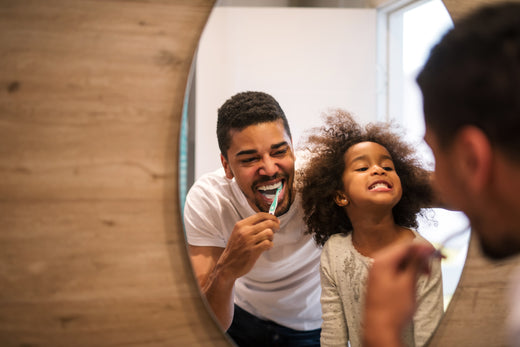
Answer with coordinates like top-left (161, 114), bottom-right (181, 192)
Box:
top-left (371, 165), bottom-right (386, 175)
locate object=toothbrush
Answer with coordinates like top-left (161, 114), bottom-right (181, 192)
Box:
top-left (432, 226), bottom-right (470, 258)
top-left (398, 226), bottom-right (470, 271)
top-left (269, 183), bottom-right (283, 215)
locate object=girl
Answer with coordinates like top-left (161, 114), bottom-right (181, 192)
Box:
top-left (300, 109), bottom-right (443, 347)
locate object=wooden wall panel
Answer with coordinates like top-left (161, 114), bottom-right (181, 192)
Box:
top-left (0, 0), bottom-right (230, 346)
top-left (2, 0), bottom-right (520, 346)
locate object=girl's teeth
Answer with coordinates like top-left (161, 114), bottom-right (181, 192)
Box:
top-left (370, 183), bottom-right (388, 190)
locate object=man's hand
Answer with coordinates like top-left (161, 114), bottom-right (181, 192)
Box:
top-left (188, 212), bottom-right (279, 331)
top-left (363, 242), bottom-right (436, 347)
top-left (218, 212), bottom-right (280, 279)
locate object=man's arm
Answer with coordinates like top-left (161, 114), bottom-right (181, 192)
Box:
top-left (363, 242), bottom-right (437, 347)
top-left (188, 213), bottom-right (279, 330)
top-left (189, 245), bottom-right (235, 330)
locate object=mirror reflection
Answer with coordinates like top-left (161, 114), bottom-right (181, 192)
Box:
top-left (180, 0), bottom-right (468, 346)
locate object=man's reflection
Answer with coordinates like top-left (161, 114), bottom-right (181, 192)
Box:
top-left (183, 91), bottom-right (322, 347)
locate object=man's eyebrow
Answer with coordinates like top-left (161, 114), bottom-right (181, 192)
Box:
top-left (235, 141), bottom-right (289, 157)
top-left (272, 141), bottom-right (289, 149)
top-left (235, 149), bottom-right (257, 157)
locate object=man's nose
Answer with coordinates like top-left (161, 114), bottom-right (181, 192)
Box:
top-left (259, 157), bottom-right (278, 176)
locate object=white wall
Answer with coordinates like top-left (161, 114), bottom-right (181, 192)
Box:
top-left (195, 7), bottom-right (377, 179)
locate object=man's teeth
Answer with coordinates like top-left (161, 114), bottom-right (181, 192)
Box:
top-left (258, 181), bottom-right (282, 191)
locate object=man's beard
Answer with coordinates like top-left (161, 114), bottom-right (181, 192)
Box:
top-left (478, 227), bottom-right (520, 260)
top-left (252, 174), bottom-right (291, 215)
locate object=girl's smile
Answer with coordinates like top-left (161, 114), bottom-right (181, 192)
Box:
top-left (338, 141), bottom-right (402, 209)
top-left (368, 180), bottom-right (393, 192)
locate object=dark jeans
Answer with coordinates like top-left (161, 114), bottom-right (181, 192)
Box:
top-left (226, 305), bottom-right (321, 347)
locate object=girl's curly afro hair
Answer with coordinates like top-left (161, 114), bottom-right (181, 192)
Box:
top-left (298, 109), bottom-right (434, 246)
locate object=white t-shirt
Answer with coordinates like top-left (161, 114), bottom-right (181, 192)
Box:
top-left (183, 168), bottom-right (322, 331)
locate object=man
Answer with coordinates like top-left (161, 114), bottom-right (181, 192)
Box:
top-left (183, 91), bottom-right (322, 346)
top-left (363, 2), bottom-right (520, 346)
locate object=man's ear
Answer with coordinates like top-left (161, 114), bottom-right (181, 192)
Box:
top-left (334, 192), bottom-right (349, 207)
top-left (220, 153), bottom-right (234, 179)
top-left (454, 126), bottom-right (492, 193)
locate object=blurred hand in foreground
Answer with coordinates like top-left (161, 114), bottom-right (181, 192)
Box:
top-left (363, 242), bottom-right (437, 347)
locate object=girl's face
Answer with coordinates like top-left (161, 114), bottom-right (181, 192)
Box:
top-left (336, 141), bottom-right (402, 210)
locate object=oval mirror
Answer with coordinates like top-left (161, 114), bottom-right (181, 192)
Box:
top-left (180, 0), bottom-right (469, 345)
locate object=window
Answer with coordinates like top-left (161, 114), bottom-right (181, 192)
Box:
top-left (378, 0), bottom-right (469, 309)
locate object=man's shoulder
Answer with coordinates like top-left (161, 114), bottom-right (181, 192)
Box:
top-left (183, 168), bottom-right (241, 239)
top-left (188, 168), bottom-right (233, 195)
top-left (185, 168), bottom-right (243, 212)
top-left (193, 168), bottom-right (228, 185)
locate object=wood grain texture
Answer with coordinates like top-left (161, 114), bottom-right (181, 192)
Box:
top-left (0, 0), bottom-right (230, 346)
top-left (443, 0), bottom-right (520, 21)
top-left (2, 0), bottom-right (520, 346)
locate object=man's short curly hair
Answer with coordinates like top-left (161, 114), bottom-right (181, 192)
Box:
top-left (217, 91), bottom-right (292, 159)
top-left (299, 109), bottom-right (433, 246)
